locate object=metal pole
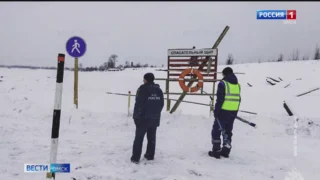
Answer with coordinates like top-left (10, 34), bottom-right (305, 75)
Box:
top-left (106, 91), bottom-right (258, 115)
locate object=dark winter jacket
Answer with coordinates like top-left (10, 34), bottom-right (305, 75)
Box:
top-left (214, 73), bottom-right (241, 119)
top-left (133, 82), bottom-right (164, 127)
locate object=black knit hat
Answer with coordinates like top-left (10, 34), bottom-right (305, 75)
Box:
top-left (144, 73), bottom-right (155, 82)
top-left (222, 67), bottom-right (233, 76)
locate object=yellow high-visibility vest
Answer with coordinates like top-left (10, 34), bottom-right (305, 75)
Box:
top-left (221, 80), bottom-right (241, 111)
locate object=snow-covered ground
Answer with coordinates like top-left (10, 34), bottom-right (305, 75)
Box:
top-left (0, 60), bottom-right (320, 180)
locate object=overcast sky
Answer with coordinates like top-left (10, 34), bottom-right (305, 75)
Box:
top-left (0, 2), bottom-right (319, 67)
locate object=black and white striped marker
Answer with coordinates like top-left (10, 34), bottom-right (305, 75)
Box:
top-left (47, 53), bottom-right (65, 179)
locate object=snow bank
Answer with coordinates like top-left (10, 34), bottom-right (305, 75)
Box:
top-left (0, 60), bottom-right (319, 180)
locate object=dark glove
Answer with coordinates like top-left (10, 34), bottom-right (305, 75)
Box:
top-left (134, 118), bottom-right (141, 126)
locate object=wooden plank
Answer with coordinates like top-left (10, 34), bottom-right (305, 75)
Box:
top-left (167, 92), bottom-right (214, 95)
top-left (169, 73), bottom-right (215, 77)
top-left (167, 68), bottom-right (216, 71)
top-left (106, 91), bottom-right (258, 115)
top-left (296, 88), bottom-right (320, 97)
top-left (211, 50), bottom-right (218, 111)
top-left (169, 64), bottom-right (205, 67)
top-left (169, 59), bottom-right (210, 62)
top-left (155, 78), bottom-right (221, 82)
top-left (168, 64), bottom-right (215, 67)
top-left (166, 56), bottom-right (170, 111)
top-left (166, 79), bottom-right (170, 111)
top-left (207, 26), bottom-right (229, 74)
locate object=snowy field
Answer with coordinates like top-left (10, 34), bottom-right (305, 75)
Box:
top-left (0, 60), bottom-right (320, 180)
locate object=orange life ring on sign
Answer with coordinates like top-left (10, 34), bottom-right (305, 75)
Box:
top-left (179, 68), bottom-right (204, 92)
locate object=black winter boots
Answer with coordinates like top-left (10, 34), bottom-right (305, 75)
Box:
top-left (208, 149), bottom-right (221, 159)
top-left (209, 146), bottom-right (231, 159)
top-left (220, 146), bottom-right (231, 158)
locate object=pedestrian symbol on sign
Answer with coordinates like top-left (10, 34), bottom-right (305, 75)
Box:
top-left (72, 40), bottom-right (81, 53)
top-left (66, 36), bottom-right (86, 58)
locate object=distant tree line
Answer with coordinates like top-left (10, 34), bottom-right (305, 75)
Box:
top-left (2, 45), bottom-right (319, 70)
top-left (0, 54), bottom-right (163, 72)
top-left (78, 54), bottom-right (162, 72)
top-left (225, 44), bottom-right (320, 65)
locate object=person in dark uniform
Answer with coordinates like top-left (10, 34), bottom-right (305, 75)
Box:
top-left (209, 67), bottom-right (241, 159)
top-left (131, 73), bottom-right (164, 164)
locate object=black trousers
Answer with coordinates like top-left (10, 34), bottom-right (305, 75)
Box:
top-left (132, 126), bottom-right (157, 160)
top-left (211, 117), bottom-right (235, 150)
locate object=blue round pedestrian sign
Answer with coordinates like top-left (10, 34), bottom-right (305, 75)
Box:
top-left (66, 36), bottom-right (87, 58)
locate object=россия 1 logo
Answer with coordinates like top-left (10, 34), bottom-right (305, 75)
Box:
top-left (256, 10), bottom-right (296, 25)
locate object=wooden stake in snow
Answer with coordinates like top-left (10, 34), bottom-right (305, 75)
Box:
top-left (128, 91), bottom-right (131, 116)
top-left (284, 84), bottom-right (291, 88)
top-left (283, 101), bottom-right (293, 116)
top-left (296, 88), bottom-right (320, 97)
top-left (247, 83), bottom-right (252, 87)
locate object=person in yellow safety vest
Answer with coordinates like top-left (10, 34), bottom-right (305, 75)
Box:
top-left (209, 67), bottom-right (241, 159)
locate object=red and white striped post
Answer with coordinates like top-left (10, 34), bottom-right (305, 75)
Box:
top-left (46, 53), bottom-right (65, 179)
